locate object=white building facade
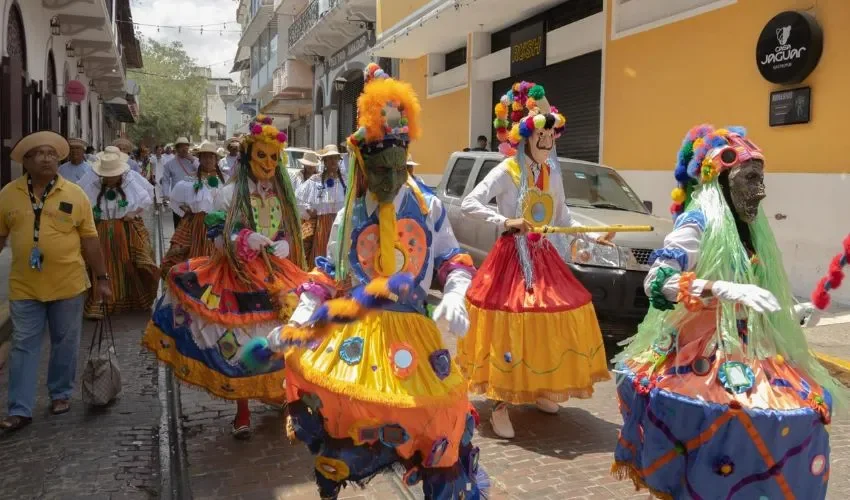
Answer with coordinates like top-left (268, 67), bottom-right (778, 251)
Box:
top-left (0, 0), bottom-right (141, 184)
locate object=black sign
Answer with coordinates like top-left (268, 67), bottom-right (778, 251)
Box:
top-left (769, 87), bottom-right (811, 127)
top-left (510, 22), bottom-right (546, 76)
top-left (756, 11), bottom-right (823, 85)
top-left (328, 31), bottom-right (375, 71)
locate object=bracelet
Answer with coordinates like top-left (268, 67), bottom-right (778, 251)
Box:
top-left (649, 267), bottom-right (676, 311)
top-left (676, 272), bottom-right (704, 312)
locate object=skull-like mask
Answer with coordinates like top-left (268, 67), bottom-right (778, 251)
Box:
top-left (727, 160), bottom-right (766, 224)
top-left (249, 141), bottom-right (279, 181)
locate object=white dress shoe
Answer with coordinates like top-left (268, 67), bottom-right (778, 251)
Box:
top-left (535, 397), bottom-right (560, 414)
top-left (490, 403), bottom-right (515, 439)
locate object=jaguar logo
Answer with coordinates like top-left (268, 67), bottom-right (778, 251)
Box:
top-left (776, 25), bottom-right (791, 46)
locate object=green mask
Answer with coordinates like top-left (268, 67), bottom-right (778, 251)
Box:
top-left (364, 146), bottom-right (408, 204)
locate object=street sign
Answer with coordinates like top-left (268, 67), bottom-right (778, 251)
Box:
top-left (510, 21), bottom-right (546, 76)
top-left (769, 87), bottom-right (811, 127)
top-left (756, 11), bottom-right (823, 85)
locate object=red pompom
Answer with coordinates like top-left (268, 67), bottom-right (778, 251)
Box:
top-left (812, 277), bottom-right (832, 310)
top-left (842, 234), bottom-right (850, 256)
top-left (828, 255), bottom-right (846, 288)
top-left (527, 233), bottom-right (542, 243)
top-left (510, 110), bottom-right (524, 122)
top-left (669, 202), bottom-right (683, 214)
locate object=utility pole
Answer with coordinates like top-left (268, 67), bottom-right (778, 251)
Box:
top-left (204, 78), bottom-right (210, 140)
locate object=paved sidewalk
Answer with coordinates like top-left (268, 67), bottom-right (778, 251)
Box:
top-left (0, 312), bottom-right (160, 500)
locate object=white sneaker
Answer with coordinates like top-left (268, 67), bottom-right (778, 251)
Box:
top-left (536, 397), bottom-right (560, 414)
top-left (490, 403), bottom-right (515, 439)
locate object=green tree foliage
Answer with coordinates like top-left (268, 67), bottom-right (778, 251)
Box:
top-left (127, 39), bottom-right (205, 146)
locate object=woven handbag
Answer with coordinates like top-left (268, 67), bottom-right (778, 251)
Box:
top-left (81, 307), bottom-right (122, 406)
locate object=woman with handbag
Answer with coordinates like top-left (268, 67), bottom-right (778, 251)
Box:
top-left (80, 146), bottom-right (159, 319)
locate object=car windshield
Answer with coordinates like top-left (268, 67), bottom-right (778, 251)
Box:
top-left (286, 150), bottom-right (306, 165)
top-left (559, 160), bottom-right (648, 213)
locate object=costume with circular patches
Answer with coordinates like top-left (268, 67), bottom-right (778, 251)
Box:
top-left (611, 124), bottom-right (848, 499)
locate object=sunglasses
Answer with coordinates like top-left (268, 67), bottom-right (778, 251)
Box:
top-left (708, 135), bottom-right (764, 170)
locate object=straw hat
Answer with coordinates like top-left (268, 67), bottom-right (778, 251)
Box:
top-left (298, 151), bottom-right (320, 167)
top-left (92, 146), bottom-right (130, 177)
top-left (226, 137), bottom-right (241, 147)
top-left (195, 141), bottom-right (219, 157)
top-left (406, 154), bottom-right (419, 167)
top-left (174, 137), bottom-right (190, 146)
top-left (112, 137), bottom-right (134, 150)
top-left (67, 138), bottom-right (88, 149)
top-left (216, 147), bottom-right (226, 157)
top-left (318, 144), bottom-right (342, 158)
top-left (10, 131), bottom-right (69, 164)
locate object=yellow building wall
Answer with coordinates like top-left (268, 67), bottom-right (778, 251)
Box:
top-left (399, 56), bottom-right (470, 177)
top-left (602, 0), bottom-right (849, 174)
top-left (377, 0), bottom-right (430, 34)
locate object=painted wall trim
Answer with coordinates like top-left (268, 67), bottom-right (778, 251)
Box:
top-left (610, 0), bottom-right (737, 40)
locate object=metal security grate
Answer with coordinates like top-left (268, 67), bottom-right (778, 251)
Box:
top-left (630, 248), bottom-right (653, 266)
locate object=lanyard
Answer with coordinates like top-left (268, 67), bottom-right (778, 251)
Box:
top-left (26, 174), bottom-right (57, 271)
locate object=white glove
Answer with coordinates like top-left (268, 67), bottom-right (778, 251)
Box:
top-left (432, 292), bottom-right (470, 337)
top-left (711, 281), bottom-right (780, 314)
top-left (271, 240), bottom-right (290, 259)
top-left (289, 291), bottom-right (323, 327)
top-left (246, 232), bottom-right (273, 251)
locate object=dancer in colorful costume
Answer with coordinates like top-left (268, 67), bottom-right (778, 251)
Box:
top-left (81, 146), bottom-right (158, 319)
top-left (612, 124), bottom-right (847, 499)
top-left (256, 63), bottom-right (487, 499)
top-left (143, 116), bottom-right (307, 439)
top-left (160, 141), bottom-right (228, 278)
top-left (456, 82), bottom-right (611, 439)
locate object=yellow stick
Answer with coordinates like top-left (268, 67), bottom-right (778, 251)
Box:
top-left (532, 224), bottom-right (654, 234)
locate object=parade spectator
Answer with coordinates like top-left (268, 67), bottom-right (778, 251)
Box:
top-left (84, 146), bottom-right (97, 163)
top-left (161, 137), bottom-right (198, 228)
top-left (290, 150), bottom-right (318, 192)
top-left (470, 134), bottom-right (489, 151)
top-left (218, 138), bottom-right (240, 180)
top-left (112, 138), bottom-right (141, 174)
top-left (58, 138), bottom-right (92, 184)
top-left (149, 145), bottom-right (167, 204)
top-left (0, 131), bottom-right (111, 432)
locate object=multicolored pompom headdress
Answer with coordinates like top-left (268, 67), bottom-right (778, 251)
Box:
top-left (670, 124), bottom-right (764, 219)
top-left (347, 63), bottom-right (421, 156)
top-left (244, 114), bottom-right (288, 148)
top-left (493, 81), bottom-right (566, 157)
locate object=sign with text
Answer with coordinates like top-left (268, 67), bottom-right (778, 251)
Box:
top-left (756, 11), bottom-right (823, 84)
top-left (510, 22), bottom-right (546, 76)
top-left (328, 31), bottom-right (375, 71)
top-left (769, 87), bottom-right (811, 127)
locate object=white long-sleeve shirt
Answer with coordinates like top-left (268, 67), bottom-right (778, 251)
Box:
top-left (161, 155), bottom-right (199, 198)
top-left (295, 174), bottom-right (346, 218)
top-left (461, 156), bottom-right (597, 241)
top-left (644, 211), bottom-right (709, 301)
top-left (81, 170), bottom-right (154, 220)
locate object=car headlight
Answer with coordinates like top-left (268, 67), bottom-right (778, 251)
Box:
top-left (569, 238), bottom-right (621, 268)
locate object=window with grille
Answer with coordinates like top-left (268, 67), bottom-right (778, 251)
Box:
top-left (46, 51), bottom-right (57, 95)
top-left (7, 4), bottom-right (26, 71)
top-left (336, 72), bottom-right (364, 143)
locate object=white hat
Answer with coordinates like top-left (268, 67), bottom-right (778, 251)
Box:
top-left (216, 147), bottom-right (226, 157)
top-left (406, 154), bottom-right (419, 167)
top-left (318, 144), bottom-right (342, 158)
top-left (298, 151), bottom-right (320, 167)
top-left (10, 131), bottom-right (69, 163)
top-left (174, 137), bottom-right (190, 146)
top-left (195, 140), bottom-right (219, 157)
top-left (92, 146), bottom-right (130, 177)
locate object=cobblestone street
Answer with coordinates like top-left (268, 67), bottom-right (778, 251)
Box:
top-left (0, 312), bottom-right (160, 500)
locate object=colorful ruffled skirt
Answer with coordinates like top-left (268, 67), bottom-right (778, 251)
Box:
top-left (456, 234), bottom-right (610, 404)
top-left (142, 252), bottom-right (307, 400)
top-left (613, 307), bottom-right (832, 499)
top-left (302, 213), bottom-right (336, 267)
top-left (284, 309), bottom-right (487, 499)
top-left (85, 218), bottom-right (159, 319)
top-left (160, 212), bottom-right (216, 279)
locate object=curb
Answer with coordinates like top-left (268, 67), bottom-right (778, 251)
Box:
top-left (815, 352), bottom-right (850, 387)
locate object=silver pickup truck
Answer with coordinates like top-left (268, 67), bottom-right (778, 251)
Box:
top-left (435, 151), bottom-right (674, 319)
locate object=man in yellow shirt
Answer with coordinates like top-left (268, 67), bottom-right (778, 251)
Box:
top-left (0, 131), bottom-right (112, 433)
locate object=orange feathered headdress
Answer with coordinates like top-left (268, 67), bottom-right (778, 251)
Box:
top-left (348, 63), bottom-right (421, 149)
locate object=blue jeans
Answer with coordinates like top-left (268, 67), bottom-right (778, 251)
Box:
top-left (7, 293), bottom-right (85, 418)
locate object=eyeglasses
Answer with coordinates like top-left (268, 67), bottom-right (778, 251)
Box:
top-left (708, 135), bottom-right (763, 170)
top-left (24, 149), bottom-right (59, 160)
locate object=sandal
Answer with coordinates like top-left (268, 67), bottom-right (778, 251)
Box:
top-left (50, 399), bottom-right (71, 415)
top-left (0, 415), bottom-right (32, 432)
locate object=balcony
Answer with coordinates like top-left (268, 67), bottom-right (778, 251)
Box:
top-left (43, 0), bottom-right (142, 101)
top-left (238, 0), bottom-right (276, 50)
top-left (272, 59), bottom-right (313, 98)
top-left (288, 0), bottom-right (375, 57)
top-left (276, 0), bottom-right (310, 16)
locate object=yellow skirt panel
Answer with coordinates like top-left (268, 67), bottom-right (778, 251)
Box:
top-left (143, 323), bottom-right (287, 401)
top-left (456, 301), bottom-right (611, 404)
top-left (285, 310), bottom-right (466, 408)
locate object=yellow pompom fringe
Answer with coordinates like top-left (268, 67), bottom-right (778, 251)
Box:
top-left (610, 462), bottom-right (673, 500)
